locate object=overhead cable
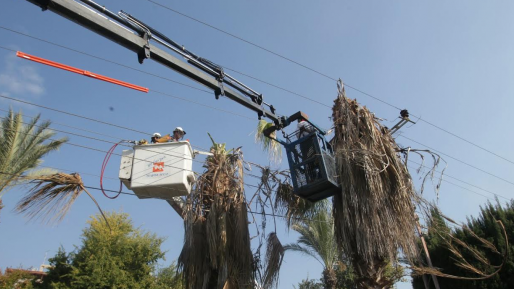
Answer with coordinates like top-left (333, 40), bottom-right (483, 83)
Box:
top-left (142, 0), bottom-right (514, 166)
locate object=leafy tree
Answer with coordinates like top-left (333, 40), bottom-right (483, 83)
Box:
top-left (293, 277), bottom-right (323, 289)
top-left (0, 109), bottom-right (67, 215)
top-left (412, 200), bottom-right (514, 289)
top-left (0, 268), bottom-right (36, 289)
top-left (38, 211), bottom-right (166, 289)
top-left (154, 262), bottom-right (184, 289)
top-left (38, 246), bottom-right (73, 289)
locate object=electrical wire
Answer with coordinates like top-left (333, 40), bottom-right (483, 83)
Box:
top-left (141, 1), bottom-right (514, 166)
top-left (100, 141), bottom-right (124, 199)
top-left (0, 28), bottom-right (211, 94)
top-left (2, 25), bottom-right (511, 169)
top-left (2, 28), bottom-right (513, 189)
top-left (407, 159), bottom-right (510, 201)
top-left (400, 135), bottom-right (514, 187)
top-left (0, 169), bottom-right (332, 224)
top-left (145, 0), bottom-right (337, 82)
top-left (2, 98), bottom-right (510, 204)
top-left (2, 126), bottom-right (198, 175)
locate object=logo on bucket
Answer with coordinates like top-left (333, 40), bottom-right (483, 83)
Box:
top-left (153, 162), bottom-right (164, 172)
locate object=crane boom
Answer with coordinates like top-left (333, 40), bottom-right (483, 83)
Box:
top-left (24, 0), bottom-right (340, 202)
top-left (25, 0), bottom-right (283, 125)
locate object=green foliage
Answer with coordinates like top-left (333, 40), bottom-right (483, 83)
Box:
top-left (293, 277), bottom-right (323, 289)
top-left (0, 109), bottom-right (67, 194)
top-left (285, 203), bottom-right (356, 289)
top-left (154, 262), bottom-right (184, 289)
top-left (412, 199), bottom-right (514, 289)
top-left (0, 269), bottom-right (36, 289)
top-left (255, 119), bottom-right (281, 163)
top-left (37, 211), bottom-right (167, 289)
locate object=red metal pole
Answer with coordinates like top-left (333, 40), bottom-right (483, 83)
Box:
top-left (16, 51), bottom-right (149, 93)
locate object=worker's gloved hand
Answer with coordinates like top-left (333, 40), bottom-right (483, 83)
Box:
top-left (156, 134), bottom-right (171, 143)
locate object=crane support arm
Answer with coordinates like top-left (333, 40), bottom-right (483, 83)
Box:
top-left (25, 0), bottom-right (282, 124)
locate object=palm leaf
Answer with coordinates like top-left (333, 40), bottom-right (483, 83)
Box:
top-left (0, 109), bottom-right (67, 194)
top-left (16, 172), bottom-right (110, 228)
top-left (255, 120), bottom-right (282, 163)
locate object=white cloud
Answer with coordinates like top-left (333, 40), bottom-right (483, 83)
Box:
top-left (0, 53), bottom-right (45, 97)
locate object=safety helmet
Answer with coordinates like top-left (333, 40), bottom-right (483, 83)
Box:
top-left (173, 127), bottom-right (186, 135)
top-left (153, 132), bottom-right (161, 138)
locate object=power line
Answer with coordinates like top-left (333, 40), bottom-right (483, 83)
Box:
top-left (2, 24), bottom-right (512, 178)
top-left (0, 94), bottom-right (149, 135)
top-left (0, 28), bottom-right (211, 95)
top-left (3, 126), bottom-right (197, 175)
top-left (2, 168), bottom-right (331, 223)
top-left (400, 135), bottom-right (514, 187)
top-left (221, 66), bottom-right (331, 108)
top-left (0, 27), bottom-right (329, 111)
top-left (414, 118), bottom-right (514, 166)
top-left (407, 159), bottom-right (510, 201)
top-left (3, 94), bottom-right (510, 203)
top-left (0, 115), bottom-right (203, 164)
top-left (0, 93), bottom-right (241, 154)
top-left (142, 0), bottom-right (514, 166)
top-left (3, 24), bottom-right (509, 171)
top-left (145, 0), bottom-right (337, 82)
top-left (0, 107), bottom-right (126, 142)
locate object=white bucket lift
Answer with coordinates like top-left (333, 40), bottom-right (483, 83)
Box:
top-left (119, 141), bottom-right (196, 200)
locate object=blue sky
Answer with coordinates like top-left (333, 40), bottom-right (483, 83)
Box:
top-left (1, 0), bottom-right (514, 288)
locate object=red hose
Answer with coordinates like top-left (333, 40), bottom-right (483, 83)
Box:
top-left (100, 141), bottom-right (124, 199)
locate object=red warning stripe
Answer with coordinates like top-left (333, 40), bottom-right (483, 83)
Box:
top-left (16, 51), bottom-right (149, 93)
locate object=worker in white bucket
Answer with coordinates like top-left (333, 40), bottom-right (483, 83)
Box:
top-left (150, 132), bottom-right (162, 144)
top-left (170, 127), bottom-right (186, 142)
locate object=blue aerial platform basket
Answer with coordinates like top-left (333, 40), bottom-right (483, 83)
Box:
top-left (283, 130), bottom-right (339, 202)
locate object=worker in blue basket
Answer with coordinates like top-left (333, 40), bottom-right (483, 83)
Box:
top-left (297, 118), bottom-right (318, 183)
top-left (170, 127), bottom-right (187, 142)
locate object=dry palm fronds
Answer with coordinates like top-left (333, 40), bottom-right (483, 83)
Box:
top-left (262, 233), bottom-right (285, 289)
top-left (179, 134), bottom-right (253, 289)
top-left (16, 173), bottom-right (110, 229)
top-left (255, 120), bottom-right (282, 163)
top-left (332, 80), bottom-right (419, 267)
top-left (411, 207), bottom-right (509, 280)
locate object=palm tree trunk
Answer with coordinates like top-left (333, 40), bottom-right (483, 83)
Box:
top-left (353, 258), bottom-right (395, 289)
top-left (322, 267), bottom-right (337, 289)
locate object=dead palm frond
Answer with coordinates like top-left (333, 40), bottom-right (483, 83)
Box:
top-left (332, 80), bottom-right (419, 262)
top-left (331, 80), bottom-right (419, 286)
top-left (16, 172), bottom-right (110, 229)
top-left (262, 233), bottom-right (285, 289)
top-left (179, 134), bottom-right (253, 289)
top-left (411, 206), bottom-right (509, 281)
top-left (255, 119), bottom-right (282, 163)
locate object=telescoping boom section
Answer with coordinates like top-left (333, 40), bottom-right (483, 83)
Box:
top-left (24, 0), bottom-right (340, 202)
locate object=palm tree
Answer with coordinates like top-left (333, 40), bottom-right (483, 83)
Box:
top-left (331, 81), bottom-right (416, 288)
top-left (285, 202), bottom-right (341, 289)
top-left (0, 109), bottom-right (67, 211)
top-left (178, 134), bottom-right (254, 289)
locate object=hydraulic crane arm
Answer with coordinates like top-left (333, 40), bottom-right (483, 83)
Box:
top-left (25, 0), bottom-right (283, 126)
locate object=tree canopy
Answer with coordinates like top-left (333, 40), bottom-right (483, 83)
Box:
top-left (38, 211), bottom-right (182, 289)
top-left (412, 199), bottom-right (514, 289)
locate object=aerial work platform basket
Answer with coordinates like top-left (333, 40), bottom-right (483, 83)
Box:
top-left (119, 141), bottom-right (195, 200)
top-left (284, 131), bottom-right (339, 202)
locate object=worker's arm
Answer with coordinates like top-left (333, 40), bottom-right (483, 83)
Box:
top-left (156, 134), bottom-right (171, 143)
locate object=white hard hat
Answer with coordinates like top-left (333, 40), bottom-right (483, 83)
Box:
top-left (174, 127), bottom-right (186, 135)
top-left (153, 132), bottom-right (161, 137)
